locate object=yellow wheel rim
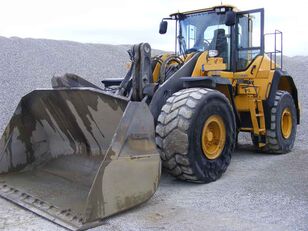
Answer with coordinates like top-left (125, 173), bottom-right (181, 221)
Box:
top-left (201, 115), bottom-right (226, 160)
top-left (281, 108), bottom-right (292, 139)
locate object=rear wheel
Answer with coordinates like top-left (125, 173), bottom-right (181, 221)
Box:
top-left (264, 90), bottom-right (297, 153)
top-left (155, 88), bottom-right (236, 183)
top-left (251, 90), bottom-right (297, 153)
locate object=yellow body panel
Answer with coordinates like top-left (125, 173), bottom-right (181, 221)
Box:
top-left (191, 51), bottom-right (227, 77)
top-left (192, 52), bottom-right (207, 76)
top-left (232, 56), bottom-right (274, 137)
top-left (233, 57), bottom-right (274, 109)
top-left (154, 48), bottom-right (296, 141)
top-left (182, 51), bottom-right (276, 137)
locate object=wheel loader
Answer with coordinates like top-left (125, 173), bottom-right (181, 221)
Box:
top-left (0, 5), bottom-right (300, 230)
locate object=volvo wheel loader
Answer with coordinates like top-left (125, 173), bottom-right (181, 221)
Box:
top-left (0, 5), bottom-right (300, 230)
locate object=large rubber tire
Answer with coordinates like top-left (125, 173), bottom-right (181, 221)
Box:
top-left (262, 90), bottom-right (297, 153)
top-left (155, 88), bottom-right (236, 183)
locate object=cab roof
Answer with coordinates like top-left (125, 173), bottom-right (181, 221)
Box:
top-left (170, 5), bottom-right (239, 17)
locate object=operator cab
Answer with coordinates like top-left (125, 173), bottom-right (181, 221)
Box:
top-left (177, 8), bottom-right (231, 64)
top-left (160, 5), bottom-right (264, 72)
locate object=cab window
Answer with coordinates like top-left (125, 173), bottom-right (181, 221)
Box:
top-left (237, 11), bottom-right (262, 70)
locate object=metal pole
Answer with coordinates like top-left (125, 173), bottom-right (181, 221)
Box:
top-left (175, 20), bottom-right (178, 55)
top-left (281, 31), bottom-right (283, 70)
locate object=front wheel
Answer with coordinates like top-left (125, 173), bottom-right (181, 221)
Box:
top-left (155, 88), bottom-right (236, 183)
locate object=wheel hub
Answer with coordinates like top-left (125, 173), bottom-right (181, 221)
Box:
top-left (206, 130), bottom-right (214, 142)
top-left (281, 108), bottom-right (292, 139)
top-left (201, 115), bottom-right (226, 160)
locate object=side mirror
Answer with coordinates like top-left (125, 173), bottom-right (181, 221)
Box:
top-left (225, 11), bottom-right (236, 26)
top-left (159, 21), bottom-right (168, 34)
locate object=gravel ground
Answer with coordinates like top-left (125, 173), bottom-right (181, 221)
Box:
top-left (0, 37), bottom-right (307, 231)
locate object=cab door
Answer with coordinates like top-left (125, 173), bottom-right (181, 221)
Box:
top-left (234, 8), bottom-right (264, 78)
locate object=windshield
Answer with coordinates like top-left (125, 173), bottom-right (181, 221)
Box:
top-left (178, 11), bottom-right (231, 65)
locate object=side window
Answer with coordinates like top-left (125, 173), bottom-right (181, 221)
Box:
top-left (237, 11), bottom-right (263, 70)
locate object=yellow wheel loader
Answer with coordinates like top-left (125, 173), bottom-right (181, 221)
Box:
top-left (0, 5), bottom-right (300, 230)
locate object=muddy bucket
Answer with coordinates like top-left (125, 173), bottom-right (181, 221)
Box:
top-left (0, 88), bottom-right (161, 230)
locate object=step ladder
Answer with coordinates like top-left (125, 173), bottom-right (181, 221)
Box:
top-left (248, 95), bottom-right (266, 147)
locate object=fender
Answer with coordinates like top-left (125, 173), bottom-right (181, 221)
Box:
top-left (263, 70), bottom-right (300, 128)
top-left (182, 76), bottom-right (239, 127)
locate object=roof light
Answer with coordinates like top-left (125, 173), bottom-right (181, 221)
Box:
top-left (209, 50), bottom-right (219, 57)
top-left (215, 7), bottom-right (226, 13)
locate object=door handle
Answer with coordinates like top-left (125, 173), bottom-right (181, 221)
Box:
top-left (250, 65), bottom-right (257, 75)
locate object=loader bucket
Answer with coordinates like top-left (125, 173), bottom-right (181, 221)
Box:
top-left (0, 88), bottom-right (161, 230)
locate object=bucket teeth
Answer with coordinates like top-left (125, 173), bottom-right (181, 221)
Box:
top-left (0, 182), bottom-right (84, 228)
